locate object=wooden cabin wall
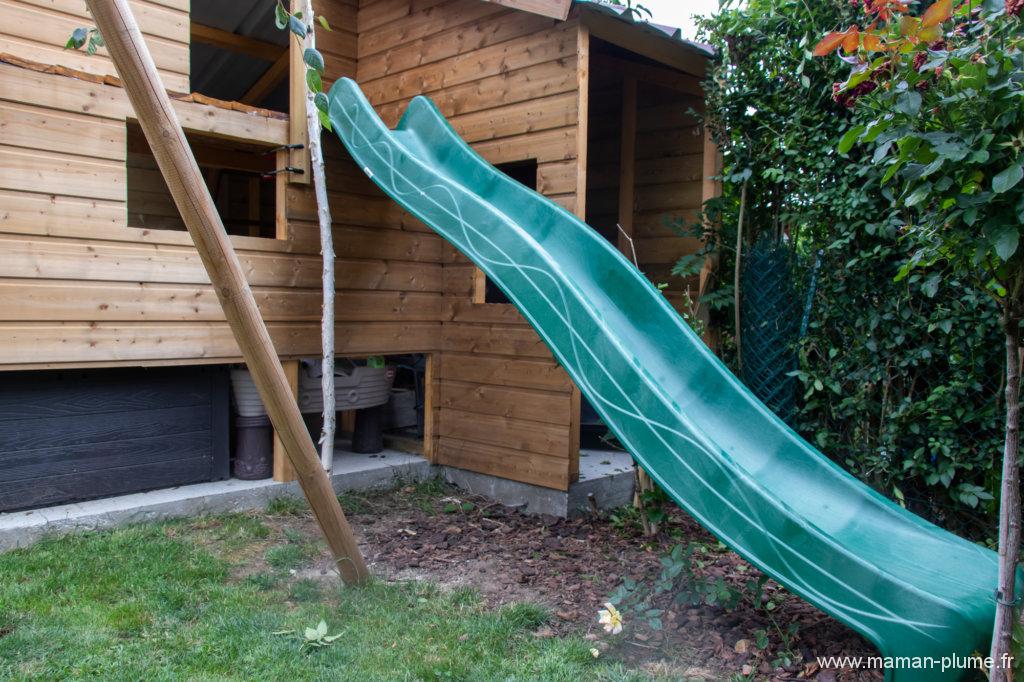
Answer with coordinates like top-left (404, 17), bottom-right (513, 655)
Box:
top-left (0, 0), bottom-right (708, 495)
top-left (0, 0), bottom-right (189, 93)
top-left (584, 73), bottom-right (622, 244)
top-left (632, 82), bottom-right (705, 315)
top-left (0, 0), bottom-right (441, 369)
top-left (282, 0), bottom-right (443, 364)
top-left (355, 0), bottom-right (583, 490)
top-left (0, 63), bottom-right (325, 369)
top-left (587, 64), bottom-right (705, 317)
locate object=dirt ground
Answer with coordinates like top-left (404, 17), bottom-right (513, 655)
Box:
top-left (264, 481), bottom-right (882, 681)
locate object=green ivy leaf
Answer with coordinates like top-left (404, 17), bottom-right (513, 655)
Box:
top-left (275, 2), bottom-right (289, 30)
top-left (314, 91), bottom-right (329, 114)
top-left (904, 185), bottom-right (930, 207)
top-left (882, 159), bottom-right (903, 184)
top-left (65, 27), bottom-right (88, 50)
top-left (303, 48), bottom-right (324, 73)
top-left (288, 15), bottom-right (308, 38)
top-left (318, 15), bottom-right (332, 31)
top-left (320, 112), bottom-right (333, 133)
top-left (993, 163), bottom-right (1023, 194)
top-left (306, 68), bottom-right (322, 93)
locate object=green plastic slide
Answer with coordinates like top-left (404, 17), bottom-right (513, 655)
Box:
top-left (328, 77), bottom-right (1008, 680)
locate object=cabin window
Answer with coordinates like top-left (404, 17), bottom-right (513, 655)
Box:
top-left (126, 124), bottom-right (278, 239)
top-left (479, 159), bottom-right (539, 305)
top-left (189, 0), bottom-right (290, 113)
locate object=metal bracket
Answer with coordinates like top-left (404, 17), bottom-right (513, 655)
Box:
top-left (264, 143), bottom-right (305, 155)
top-left (262, 166), bottom-right (305, 179)
top-left (996, 589), bottom-right (1023, 607)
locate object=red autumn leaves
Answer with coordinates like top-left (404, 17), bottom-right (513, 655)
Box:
top-left (812, 0), bottom-right (953, 57)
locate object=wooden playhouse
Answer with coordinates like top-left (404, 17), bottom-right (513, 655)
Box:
top-left (0, 0), bottom-right (716, 511)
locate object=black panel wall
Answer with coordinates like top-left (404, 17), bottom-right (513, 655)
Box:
top-left (0, 366), bottom-right (229, 512)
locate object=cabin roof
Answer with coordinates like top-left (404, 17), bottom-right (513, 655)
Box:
top-left (486, 0), bottom-right (713, 76)
top-left (573, 1), bottom-right (714, 58)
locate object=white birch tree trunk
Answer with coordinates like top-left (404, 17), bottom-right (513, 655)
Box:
top-left (301, 0), bottom-right (336, 471)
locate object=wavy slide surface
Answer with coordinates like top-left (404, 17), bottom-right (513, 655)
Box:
top-left (328, 77), bottom-right (1004, 680)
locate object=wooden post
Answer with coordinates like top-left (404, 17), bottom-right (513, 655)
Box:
top-left (287, 0), bottom-right (311, 184)
top-left (574, 23), bottom-right (590, 221)
top-left (422, 354), bottom-right (438, 461)
top-left (85, 0), bottom-right (368, 585)
top-left (273, 360), bottom-right (299, 483)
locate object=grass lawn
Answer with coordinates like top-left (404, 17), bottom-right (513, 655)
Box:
top-left (0, 503), bottom-right (651, 681)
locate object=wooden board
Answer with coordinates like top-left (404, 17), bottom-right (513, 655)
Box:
top-left (481, 0), bottom-right (571, 21)
top-left (0, 366), bottom-right (229, 512)
top-left (435, 436), bottom-right (570, 489)
top-left (439, 380), bottom-right (572, 425)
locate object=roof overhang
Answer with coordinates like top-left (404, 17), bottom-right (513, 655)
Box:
top-left (480, 0), bottom-right (573, 20)
top-left (575, 1), bottom-right (713, 78)
top-left (480, 1), bottom-right (713, 77)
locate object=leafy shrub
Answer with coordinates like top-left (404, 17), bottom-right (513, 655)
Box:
top-left (792, 224), bottom-right (1002, 537)
top-left (694, 0), bottom-right (1007, 538)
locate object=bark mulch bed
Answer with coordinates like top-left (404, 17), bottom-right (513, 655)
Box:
top-left (281, 480), bottom-right (881, 681)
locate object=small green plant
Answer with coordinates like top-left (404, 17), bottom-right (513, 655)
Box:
top-left (637, 485), bottom-right (670, 530)
top-left (273, 1), bottom-right (332, 130)
top-left (441, 500), bottom-right (476, 513)
top-left (607, 544), bottom-right (692, 630)
top-left (399, 477), bottom-right (450, 514)
top-left (608, 0), bottom-right (652, 22)
top-left (754, 616), bottom-right (801, 668)
top-left (283, 526), bottom-right (309, 544)
top-left (607, 504), bottom-right (644, 536)
top-left (609, 542), bottom-right (769, 629)
top-left (300, 619), bottom-right (342, 649)
top-left (245, 572), bottom-right (281, 591)
top-left (337, 492), bottom-right (371, 514)
top-left (65, 27), bottom-right (103, 54)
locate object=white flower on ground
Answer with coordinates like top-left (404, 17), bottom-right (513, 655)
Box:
top-left (597, 602), bottom-right (623, 635)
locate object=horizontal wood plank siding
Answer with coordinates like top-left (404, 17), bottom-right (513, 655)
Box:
top-left (0, 34), bottom-right (444, 369)
top-left (0, 0), bottom-right (711, 495)
top-left (0, 366), bottom-right (228, 512)
top-left (0, 0), bottom-right (189, 92)
top-left (355, 0), bottom-right (582, 489)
